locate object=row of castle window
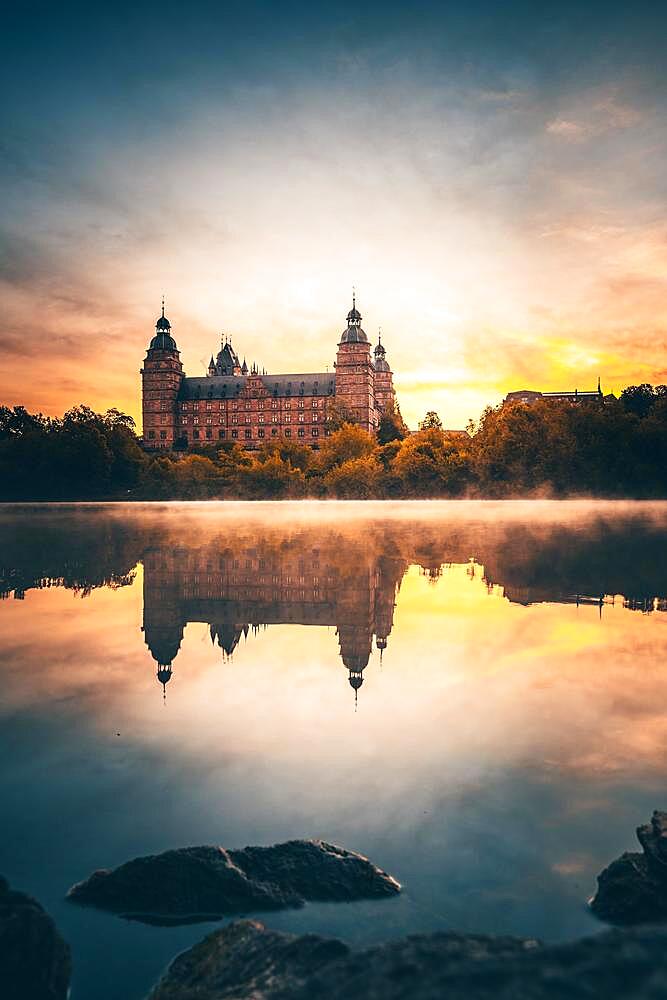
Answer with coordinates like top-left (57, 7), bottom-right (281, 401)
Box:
top-left (180, 413), bottom-right (319, 424)
top-left (148, 427), bottom-right (326, 440)
top-left (178, 399), bottom-right (322, 410)
top-left (182, 588), bottom-right (321, 602)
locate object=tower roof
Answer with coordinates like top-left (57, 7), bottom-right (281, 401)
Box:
top-left (341, 292), bottom-right (368, 344)
top-left (149, 298), bottom-right (177, 350)
top-left (374, 331), bottom-right (390, 370)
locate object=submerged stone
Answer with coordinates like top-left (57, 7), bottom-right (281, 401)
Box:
top-left (147, 918), bottom-right (667, 1000)
top-left (67, 840), bottom-right (400, 923)
top-left (0, 875), bottom-right (71, 1000)
top-left (592, 811), bottom-right (667, 924)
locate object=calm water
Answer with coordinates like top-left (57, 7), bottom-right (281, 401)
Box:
top-left (2, 500), bottom-right (667, 998)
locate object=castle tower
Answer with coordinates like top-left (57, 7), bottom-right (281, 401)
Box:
top-left (210, 336), bottom-right (242, 376)
top-left (140, 300), bottom-right (184, 449)
top-left (373, 332), bottom-right (396, 415)
top-left (334, 294), bottom-right (376, 433)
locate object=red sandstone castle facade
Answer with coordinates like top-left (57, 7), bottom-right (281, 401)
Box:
top-left (141, 296), bottom-right (396, 450)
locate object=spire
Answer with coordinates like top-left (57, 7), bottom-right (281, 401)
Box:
top-left (346, 288), bottom-right (362, 326)
top-left (161, 295), bottom-right (165, 319)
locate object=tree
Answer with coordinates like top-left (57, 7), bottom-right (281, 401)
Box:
top-left (621, 384), bottom-right (658, 419)
top-left (377, 404), bottom-right (408, 445)
top-left (392, 427), bottom-right (471, 496)
top-left (324, 455), bottom-right (381, 498)
top-left (317, 423), bottom-right (375, 472)
top-left (240, 454), bottom-right (306, 498)
top-left (257, 435), bottom-right (311, 472)
top-left (419, 411), bottom-right (443, 431)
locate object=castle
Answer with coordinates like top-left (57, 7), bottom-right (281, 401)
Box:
top-left (141, 295), bottom-right (396, 450)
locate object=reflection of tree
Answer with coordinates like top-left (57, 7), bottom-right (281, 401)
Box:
top-left (0, 514), bottom-right (149, 598)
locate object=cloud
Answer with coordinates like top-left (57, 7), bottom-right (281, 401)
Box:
top-left (546, 89), bottom-right (644, 141)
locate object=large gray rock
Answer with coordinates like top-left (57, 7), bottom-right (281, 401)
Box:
top-left (591, 810), bottom-right (667, 924)
top-left (147, 918), bottom-right (667, 1000)
top-left (67, 840), bottom-right (400, 924)
top-left (0, 875), bottom-right (71, 1000)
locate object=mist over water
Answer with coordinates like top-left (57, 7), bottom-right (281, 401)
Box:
top-left (2, 500), bottom-right (667, 999)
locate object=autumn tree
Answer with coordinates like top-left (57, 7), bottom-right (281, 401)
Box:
top-left (317, 423), bottom-right (375, 472)
top-left (419, 410), bottom-right (443, 431)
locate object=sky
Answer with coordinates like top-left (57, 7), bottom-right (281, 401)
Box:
top-left (2, 0), bottom-right (667, 429)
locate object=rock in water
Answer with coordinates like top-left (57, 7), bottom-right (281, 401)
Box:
top-left (67, 840), bottom-right (400, 923)
top-left (148, 920), bottom-right (350, 1000)
top-left (592, 810), bottom-right (667, 924)
top-left (0, 875), bottom-right (71, 1000)
top-left (147, 919), bottom-right (667, 1000)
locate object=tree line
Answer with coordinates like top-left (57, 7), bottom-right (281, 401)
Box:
top-left (2, 384), bottom-right (667, 500)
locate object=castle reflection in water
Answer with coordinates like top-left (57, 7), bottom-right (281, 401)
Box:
top-left (143, 540), bottom-right (400, 702)
top-left (141, 518), bottom-right (667, 703)
top-left (3, 505), bottom-right (667, 705)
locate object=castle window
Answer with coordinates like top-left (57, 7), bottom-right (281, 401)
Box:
top-left (161, 415), bottom-right (168, 423)
top-left (181, 403), bottom-right (188, 410)
top-left (193, 429), bottom-right (200, 439)
top-left (232, 401), bottom-right (238, 409)
top-left (285, 414), bottom-right (291, 422)
top-left (147, 430), bottom-right (155, 439)
top-left (312, 428), bottom-right (319, 436)
top-left (206, 401), bottom-right (212, 410)
top-left (194, 416), bottom-right (199, 424)
top-left (285, 400), bottom-right (291, 409)
top-left (298, 428), bottom-right (305, 437)
top-left (232, 429), bottom-right (238, 438)
top-left (312, 398), bottom-right (319, 407)
top-left (160, 400), bottom-right (168, 410)
top-left (218, 430), bottom-right (226, 438)
top-left (298, 414), bottom-right (304, 422)
top-left (258, 400), bottom-right (264, 410)
top-left (245, 401), bottom-right (251, 410)
top-left (181, 417), bottom-right (188, 424)
top-left (245, 416), bottom-right (251, 424)
top-left (272, 400), bottom-right (278, 408)
top-left (298, 399), bottom-right (304, 409)
top-left (313, 413), bottom-right (319, 421)
top-left (271, 428), bottom-right (278, 436)
top-left (206, 417), bottom-right (212, 424)
top-left (258, 415), bottom-right (265, 424)
top-left (244, 429), bottom-right (251, 438)
top-left (284, 428), bottom-right (291, 436)
top-left (258, 428), bottom-right (265, 437)
top-left (206, 429), bottom-right (212, 439)
top-left (232, 415), bottom-right (238, 424)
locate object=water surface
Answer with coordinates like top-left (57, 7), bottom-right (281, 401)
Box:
top-left (2, 500), bottom-right (667, 998)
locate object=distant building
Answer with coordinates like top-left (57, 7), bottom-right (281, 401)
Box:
top-left (141, 295), bottom-right (397, 450)
top-left (503, 380), bottom-right (615, 407)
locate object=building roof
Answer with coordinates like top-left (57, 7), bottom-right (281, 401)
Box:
top-left (340, 325), bottom-right (368, 344)
top-left (149, 331), bottom-right (178, 350)
top-left (179, 374), bottom-right (336, 400)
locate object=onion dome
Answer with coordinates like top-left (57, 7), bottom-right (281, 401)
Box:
top-left (149, 299), bottom-right (177, 350)
top-left (340, 292), bottom-right (368, 344)
top-left (156, 663), bottom-right (173, 702)
top-left (374, 332), bottom-right (390, 371)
